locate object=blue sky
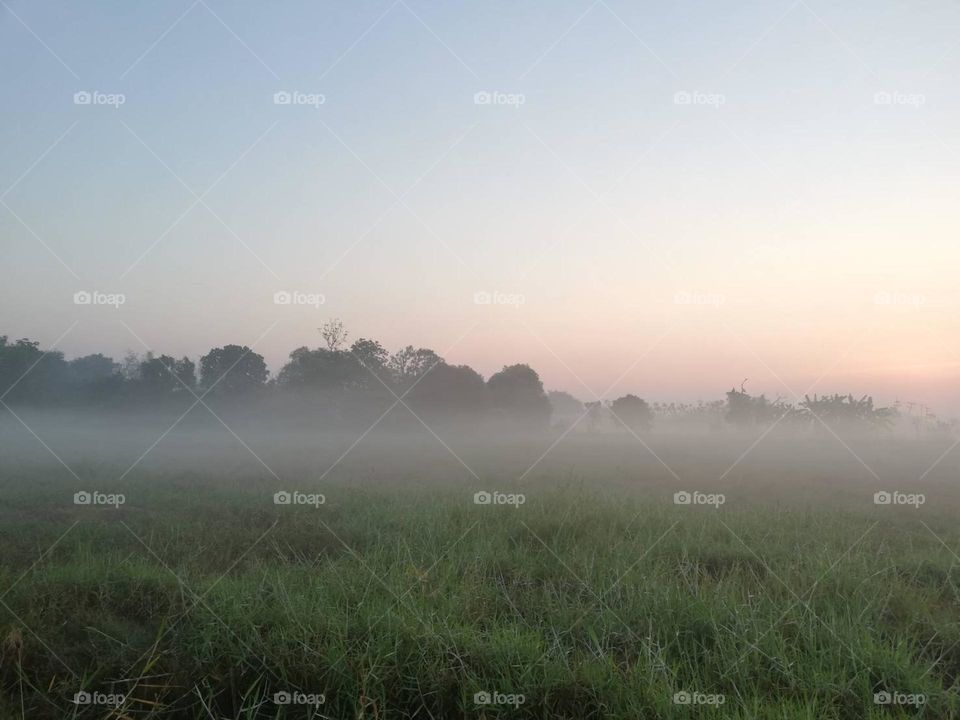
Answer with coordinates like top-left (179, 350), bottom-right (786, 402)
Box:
top-left (3, 0), bottom-right (960, 408)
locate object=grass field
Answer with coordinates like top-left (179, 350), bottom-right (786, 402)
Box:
top-left (1, 432), bottom-right (959, 719)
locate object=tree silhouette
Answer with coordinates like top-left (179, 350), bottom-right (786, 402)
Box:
top-left (725, 382), bottom-right (782, 426)
top-left (350, 338), bottom-right (389, 388)
top-left (0, 331), bottom-right (909, 433)
top-left (200, 345), bottom-right (267, 394)
top-left (320, 319), bottom-right (349, 351)
top-left (407, 363), bottom-right (486, 419)
top-left (610, 394), bottom-right (653, 431)
top-left (68, 354), bottom-right (117, 386)
top-left (0, 336), bottom-right (68, 402)
top-left (799, 394), bottom-right (896, 430)
top-left (548, 391), bottom-right (583, 420)
top-left (584, 401), bottom-right (604, 431)
top-left (139, 353), bottom-right (181, 396)
top-left (277, 346), bottom-right (362, 391)
top-left (389, 346), bottom-right (444, 390)
top-left (487, 364), bottom-right (551, 427)
top-left (351, 338), bottom-right (388, 372)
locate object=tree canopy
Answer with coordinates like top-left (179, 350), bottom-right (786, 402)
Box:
top-left (0, 323), bottom-right (904, 433)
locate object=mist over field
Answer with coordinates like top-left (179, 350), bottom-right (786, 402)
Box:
top-left (2, 338), bottom-right (959, 718)
top-left (5, 0), bottom-right (960, 717)
top-left (1, 396), bottom-right (957, 491)
top-left (2, 323), bottom-right (954, 495)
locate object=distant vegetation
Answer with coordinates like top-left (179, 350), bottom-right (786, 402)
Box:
top-left (0, 321), bottom-right (550, 429)
top-left (1, 322), bottom-right (950, 433)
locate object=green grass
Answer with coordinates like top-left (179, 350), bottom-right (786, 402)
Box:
top-left (0, 465), bottom-right (958, 719)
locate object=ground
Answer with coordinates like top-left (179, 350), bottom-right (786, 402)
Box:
top-left (0, 431), bottom-right (957, 718)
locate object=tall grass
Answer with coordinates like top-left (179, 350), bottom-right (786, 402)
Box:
top-left (0, 465), bottom-right (957, 719)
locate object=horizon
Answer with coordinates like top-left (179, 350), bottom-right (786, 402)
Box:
top-left (2, 324), bottom-right (951, 418)
top-left (3, 0), bottom-right (959, 412)
top-left (5, 4), bottom-right (960, 718)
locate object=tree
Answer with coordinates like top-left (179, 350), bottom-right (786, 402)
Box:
top-left (0, 336), bottom-right (69, 402)
top-left (350, 338), bottom-right (389, 386)
top-left (407, 363), bottom-right (486, 418)
top-left (320, 319), bottom-right (349, 351)
top-left (277, 346), bottom-right (362, 391)
top-left (68, 354), bottom-right (117, 386)
top-left (174, 357), bottom-right (196, 391)
top-left (139, 353), bottom-right (181, 395)
top-left (584, 401), bottom-right (605, 431)
top-left (199, 345), bottom-right (267, 394)
top-left (128, 354), bottom-right (195, 399)
top-left (68, 353), bottom-right (121, 402)
top-left (388, 346), bottom-right (444, 389)
top-left (610, 394), bottom-right (653, 432)
top-left (725, 381), bottom-right (781, 427)
top-left (799, 394), bottom-right (896, 430)
top-left (120, 351), bottom-right (141, 381)
top-left (486, 364), bottom-right (551, 427)
top-left (548, 390), bottom-right (583, 420)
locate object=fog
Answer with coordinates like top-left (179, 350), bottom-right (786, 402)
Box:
top-left (4, 404), bottom-right (955, 509)
top-left (5, 1), bottom-right (959, 714)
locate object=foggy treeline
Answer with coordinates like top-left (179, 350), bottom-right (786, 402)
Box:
top-left (0, 320), bottom-right (950, 435)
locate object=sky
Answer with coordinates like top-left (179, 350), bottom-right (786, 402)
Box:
top-left (2, 0), bottom-right (960, 412)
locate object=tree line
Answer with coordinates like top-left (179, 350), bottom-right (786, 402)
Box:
top-left (0, 321), bottom-right (923, 432)
top-left (0, 321), bottom-right (554, 427)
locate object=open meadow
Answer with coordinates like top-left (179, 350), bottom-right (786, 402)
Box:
top-left (6, 0), bottom-right (960, 716)
top-left (1, 423), bottom-right (958, 719)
